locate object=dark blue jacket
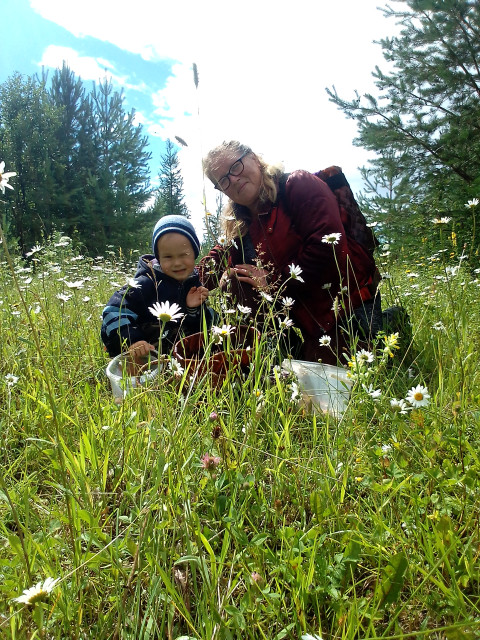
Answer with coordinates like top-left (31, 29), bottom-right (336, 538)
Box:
top-left (101, 254), bottom-right (213, 357)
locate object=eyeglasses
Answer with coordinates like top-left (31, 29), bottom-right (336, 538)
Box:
top-left (214, 151), bottom-right (249, 191)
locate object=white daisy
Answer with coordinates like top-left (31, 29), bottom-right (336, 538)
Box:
top-left (0, 160), bottom-right (17, 195)
top-left (288, 264), bottom-right (304, 282)
top-left (13, 577), bottom-right (60, 605)
top-left (281, 296), bottom-right (295, 309)
top-left (237, 304), bottom-right (252, 315)
top-left (278, 317), bottom-right (294, 329)
top-left (148, 301), bottom-right (184, 323)
top-left (25, 245), bottom-right (43, 258)
top-left (321, 232), bottom-right (342, 245)
top-left (390, 398), bottom-right (409, 414)
top-left (406, 384), bottom-right (430, 408)
top-left (65, 280), bottom-right (85, 289)
top-left (56, 293), bottom-right (72, 302)
top-left (356, 349), bottom-right (374, 364)
top-left (212, 324), bottom-right (235, 337)
top-left (127, 278), bottom-right (141, 289)
top-left (5, 373), bottom-right (19, 387)
top-left (169, 359), bottom-right (185, 378)
top-left (260, 291), bottom-right (273, 303)
top-left (319, 335), bottom-right (331, 346)
top-left (432, 217), bottom-right (452, 224)
top-left (465, 198), bottom-right (479, 208)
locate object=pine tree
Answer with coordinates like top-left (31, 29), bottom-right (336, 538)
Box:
top-left (151, 139), bottom-right (189, 219)
top-left (327, 0), bottom-right (480, 246)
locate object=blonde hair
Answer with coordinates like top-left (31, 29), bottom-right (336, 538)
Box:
top-left (203, 141), bottom-right (284, 240)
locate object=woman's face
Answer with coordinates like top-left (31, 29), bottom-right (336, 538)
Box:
top-left (210, 150), bottom-right (263, 209)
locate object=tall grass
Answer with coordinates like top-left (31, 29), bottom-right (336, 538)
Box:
top-left (0, 226), bottom-right (479, 639)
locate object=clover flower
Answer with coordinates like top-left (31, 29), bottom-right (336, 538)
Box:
top-left (288, 264), bottom-right (304, 282)
top-left (201, 453), bottom-right (221, 471)
top-left (0, 160), bottom-right (17, 195)
top-left (406, 384), bottom-right (430, 408)
top-left (322, 232), bottom-right (341, 245)
top-left (13, 577), bottom-right (60, 605)
top-left (149, 301), bottom-right (184, 323)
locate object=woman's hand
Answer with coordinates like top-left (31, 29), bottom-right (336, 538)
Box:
top-left (232, 263), bottom-right (270, 289)
top-left (186, 286), bottom-right (209, 307)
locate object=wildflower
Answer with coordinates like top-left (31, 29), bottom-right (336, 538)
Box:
top-left (322, 232), bottom-right (341, 245)
top-left (445, 265), bottom-right (459, 277)
top-left (237, 304), bottom-right (251, 315)
top-left (149, 301), bottom-right (184, 323)
top-left (432, 321), bottom-right (445, 331)
top-left (169, 359), bottom-right (184, 378)
top-left (356, 349), bottom-right (374, 364)
top-left (381, 444), bottom-right (392, 453)
top-left (288, 263), bottom-right (304, 282)
top-left (383, 332), bottom-right (400, 358)
top-left (260, 291), bottom-right (273, 303)
top-left (432, 217), bottom-right (452, 224)
top-left (290, 381), bottom-right (302, 402)
top-left (465, 198), bottom-right (479, 208)
top-left (0, 160), bottom-right (17, 195)
top-left (281, 296), bottom-right (294, 309)
top-left (65, 280), bottom-right (85, 289)
top-left (13, 577), bottom-right (60, 605)
top-left (364, 384), bottom-right (381, 401)
top-left (56, 293), bottom-right (72, 302)
top-left (302, 634), bottom-right (323, 640)
top-left (321, 282), bottom-right (332, 289)
top-left (390, 398), bottom-right (409, 414)
top-left (319, 335), bottom-right (331, 347)
top-left (406, 272), bottom-right (419, 279)
top-left (278, 317), bottom-right (294, 329)
top-left (212, 324), bottom-right (234, 338)
top-left (25, 245), bottom-right (43, 258)
top-left (217, 235), bottom-right (227, 246)
top-left (209, 411), bottom-right (218, 422)
top-left (201, 453), bottom-right (221, 471)
top-left (250, 571), bottom-right (263, 584)
top-left (331, 296), bottom-right (340, 317)
top-left (127, 278), bottom-right (141, 289)
top-left (82, 296), bottom-right (91, 303)
top-left (5, 373), bottom-right (19, 387)
top-left (406, 384), bottom-right (430, 408)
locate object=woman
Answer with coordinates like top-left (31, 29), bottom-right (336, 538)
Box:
top-left (200, 140), bottom-right (381, 365)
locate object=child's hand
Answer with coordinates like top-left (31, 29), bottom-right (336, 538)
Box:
top-left (186, 286), bottom-right (209, 308)
top-left (126, 340), bottom-right (156, 376)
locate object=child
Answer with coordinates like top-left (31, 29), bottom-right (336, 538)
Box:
top-left (101, 215), bottom-right (213, 369)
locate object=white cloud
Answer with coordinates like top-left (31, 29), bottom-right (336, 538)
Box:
top-left (30, 0), bottom-right (400, 236)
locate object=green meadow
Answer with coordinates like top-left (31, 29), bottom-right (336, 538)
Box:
top-left (0, 227), bottom-right (479, 640)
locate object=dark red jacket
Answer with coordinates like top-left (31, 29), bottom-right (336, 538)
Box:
top-left (200, 170), bottom-right (377, 360)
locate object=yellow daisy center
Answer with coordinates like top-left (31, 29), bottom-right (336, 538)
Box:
top-left (414, 392), bottom-right (423, 401)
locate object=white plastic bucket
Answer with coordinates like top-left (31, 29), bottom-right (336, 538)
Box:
top-left (106, 351), bottom-right (160, 399)
top-left (282, 359), bottom-right (353, 417)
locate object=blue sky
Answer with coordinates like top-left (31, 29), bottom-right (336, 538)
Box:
top-left (0, 0), bottom-right (398, 234)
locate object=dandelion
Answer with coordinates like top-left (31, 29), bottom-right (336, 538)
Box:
top-left (13, 577), bottom-right (60, 605)
top-left (321, 232), bottom-right (341, 245)
top-left (406, 384), bottom-right (430, 408)
top-left (278, 317), bottom-right (294, 329)
top-left (149, 301), bottom-right (184, 323)
top-left (201, 453), bottom-right (221, 471)
top-left (465, 198), bottom-right (479, 208)
top-left (127, 278), bottom-right (141, 289)
top-left (390, 398), bottom-right (409, 414)
top-left (432, 217), bottom-right (452, 224)
top-left (288, 264), bottom-right (304, 282)
top-left (169, 359), bottom-right (184, 378)
top-left (0, 160), bottom-right (17, 195)
top-left (319, 335), bottom-right (331, 347)
top-left (5, 373), bottom-right (19, 387)
top-left (212, 324), bottom-right (234, 337)
top-left (281, 296), bottom-right (294, 309)
top-left (237, 304), bottom-right (252, 315)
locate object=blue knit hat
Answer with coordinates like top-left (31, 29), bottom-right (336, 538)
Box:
top-left (152, 215), bottom-right (200, 261)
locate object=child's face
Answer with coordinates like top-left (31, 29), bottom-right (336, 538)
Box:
top-left (156, 233), bottom-right (196, 281)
